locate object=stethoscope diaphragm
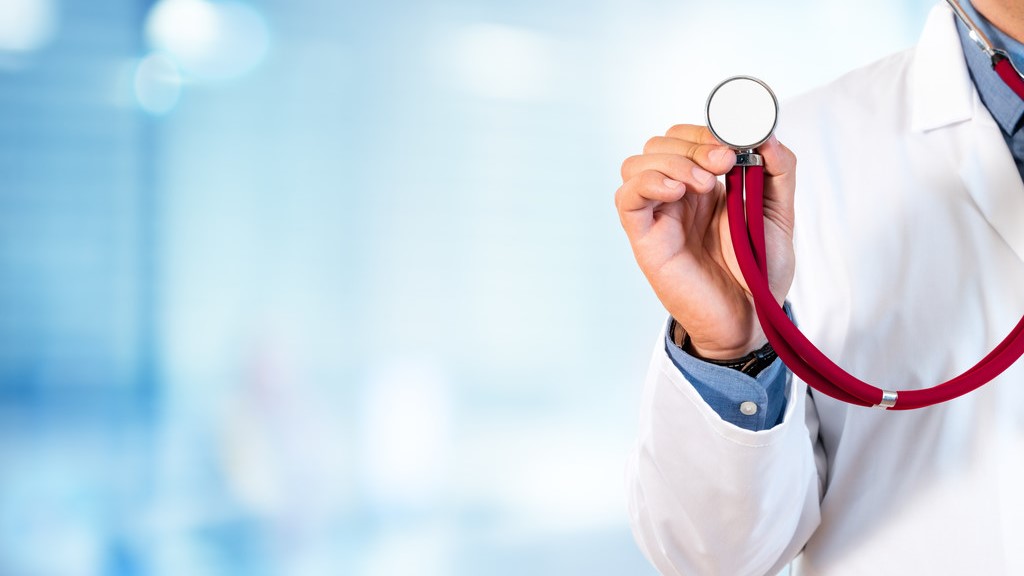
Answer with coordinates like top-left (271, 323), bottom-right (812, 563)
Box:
top-left (714, 66), bottom-right (1024, 410)
top-left (705, 76), bottom-right (778, 150)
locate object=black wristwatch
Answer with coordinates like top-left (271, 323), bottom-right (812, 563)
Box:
top-left (670, 318), bottom-right (778, 377)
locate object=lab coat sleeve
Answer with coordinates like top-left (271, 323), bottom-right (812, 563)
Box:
top-left (666, 331), bottom-right (788, 430)
top-left (626, 322), bottom-right (825, 576)
top-left (664, 302), bottom-right (797, 431)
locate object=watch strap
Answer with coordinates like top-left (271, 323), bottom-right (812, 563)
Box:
top-left (669, 318), bottom-right (778, 377)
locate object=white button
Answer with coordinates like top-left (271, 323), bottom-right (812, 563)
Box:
top-left (739, 401), bottom-right (759, 416)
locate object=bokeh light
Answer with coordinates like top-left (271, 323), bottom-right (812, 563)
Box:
top-left (145, 0), bottom-right (270, 81)
top-left (0, 0), bottom-right (57, 53)
top-left (134, 52), bottom-right (183, 115)
top-left (0, 0), bottom-right (941, 574)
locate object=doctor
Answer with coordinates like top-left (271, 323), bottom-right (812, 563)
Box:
top-left (617, 1), bottom-right (1024, 575)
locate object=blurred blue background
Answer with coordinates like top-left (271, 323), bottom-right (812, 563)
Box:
top-left (0, 0), bottom-right (936, 574)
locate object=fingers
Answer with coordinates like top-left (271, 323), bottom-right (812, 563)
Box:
top-left (616, 123), bottom-right (738, 240)
top-left (614, 169), bottom-right (686, 214)
top-left (614, 123), bottom-right (795, 241)
top-left (664, 124), bottom-right (720, 145)
top-left (614, 169), bottom-right (689, 238)
top-left (620, 153), bottom-right (723, 196)
top-left (643, 136), bottom-right (737, 175)
top-left (658, 124), bottom-right (738, 175)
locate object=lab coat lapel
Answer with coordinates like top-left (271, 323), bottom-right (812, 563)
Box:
top-left (958, 116), bottom-right (1024, 265)
top-left (912, 4), bottom-right (1024, 264)
top-left (908, 5), bottom-right (972, 133)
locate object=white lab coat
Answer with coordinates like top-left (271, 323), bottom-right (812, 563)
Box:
top-left (627, 4), bottom-right (1024, 575)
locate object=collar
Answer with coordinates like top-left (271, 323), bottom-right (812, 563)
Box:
top-left (954, 1), bottom-right (1024, 135)
top-left (910, 3), bottom-right (976, 133)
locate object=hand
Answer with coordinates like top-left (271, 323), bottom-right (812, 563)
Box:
top-left (615, 125), bottom-right (797, 359)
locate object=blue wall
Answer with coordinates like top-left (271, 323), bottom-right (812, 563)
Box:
top-left (0, 0), bottom-right (937, 574)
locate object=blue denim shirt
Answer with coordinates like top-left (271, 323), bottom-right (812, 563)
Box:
top-left (664, 305), bottom-right (793, 429)
top-left (667, 1), bottom-right (1024, 431)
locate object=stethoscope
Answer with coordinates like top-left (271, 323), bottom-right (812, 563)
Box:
top-left (706, 0), bottom-right (1024, 410)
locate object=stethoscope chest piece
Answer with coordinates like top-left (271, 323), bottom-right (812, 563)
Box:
top-left (705, 76), bottom-right (779, 158)
top-left (712, 67), bottom-right (1024, 410)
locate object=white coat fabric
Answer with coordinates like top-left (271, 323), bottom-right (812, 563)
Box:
top-left (627, 4), bottom-right (1024, 575)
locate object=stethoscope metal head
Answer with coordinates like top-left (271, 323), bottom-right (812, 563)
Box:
top-left (945, 0), bottom-right (997, 57)
top-left (705, 75), bottom-right (779, 152)
top-left (944, 0), bottom-right (1024, 86)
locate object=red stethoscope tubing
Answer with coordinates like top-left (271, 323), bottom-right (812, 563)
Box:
top-left (726, 55), bottom-right (1024, 409)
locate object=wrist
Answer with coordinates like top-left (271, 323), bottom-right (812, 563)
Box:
top-left (690, 339), bottom-right (769, 360)
top-left (678, 322), bottom-right (768, 360)
top-left (670, 319), bottom-right (777, 376)
top-left (696, 338), bottom-right (778, 376)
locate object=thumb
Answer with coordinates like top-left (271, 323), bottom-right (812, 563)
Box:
top-left (758, 135), bottom-right (797, 225)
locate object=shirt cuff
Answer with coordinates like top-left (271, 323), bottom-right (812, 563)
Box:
top-left (664, 303), bottom-right (795, 431)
